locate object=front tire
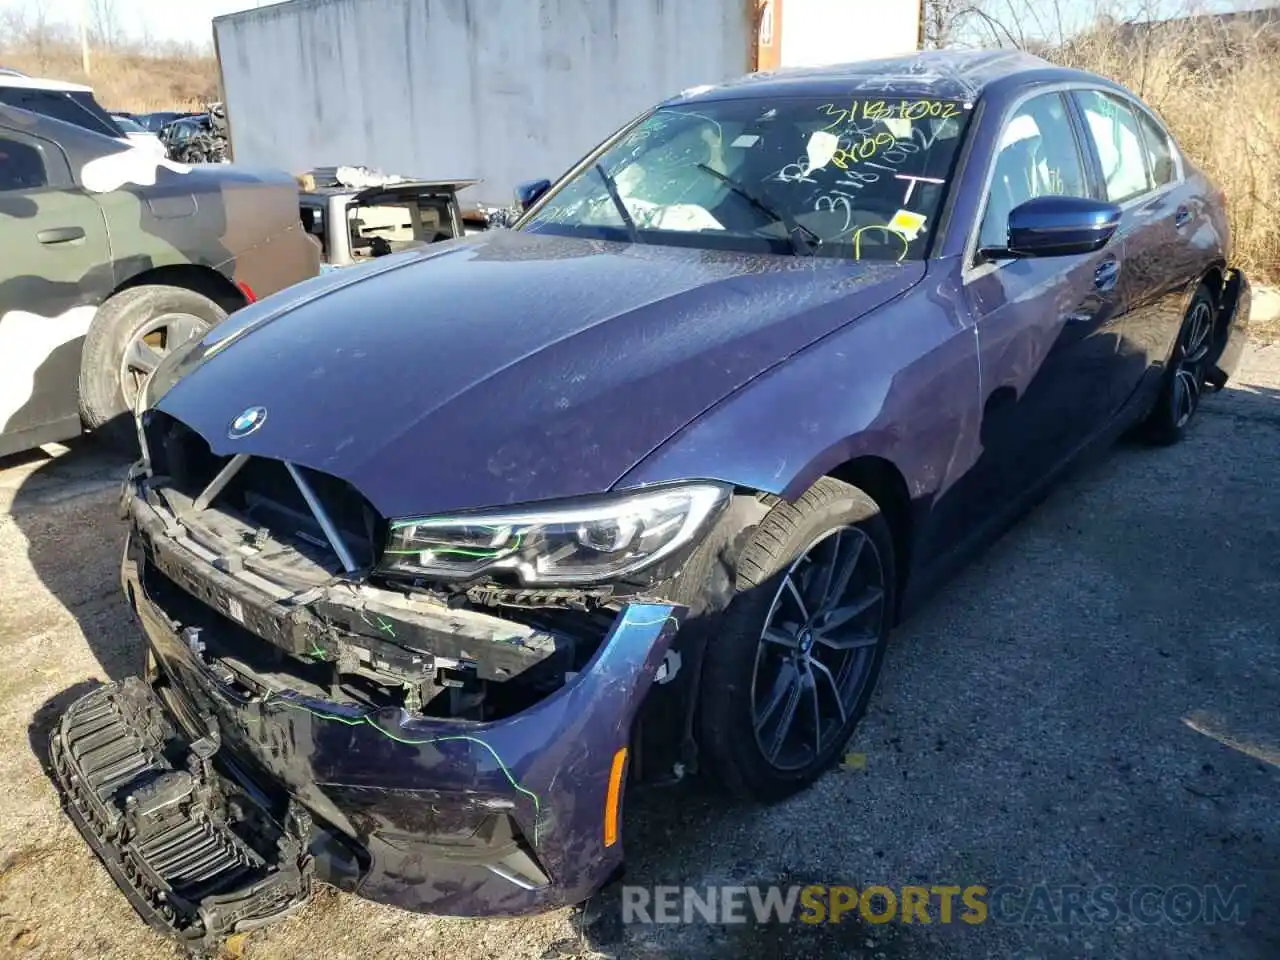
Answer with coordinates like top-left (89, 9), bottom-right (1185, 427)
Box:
top-left (78, 285), bottom-right (224, 453)
top-left (697, 477), bottom-right (895, 802)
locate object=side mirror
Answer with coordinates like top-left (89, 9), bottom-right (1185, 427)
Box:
top-left (983, 195), bottom-right (1122, 260)
top-left (515, 178), bottom-right (552, 211)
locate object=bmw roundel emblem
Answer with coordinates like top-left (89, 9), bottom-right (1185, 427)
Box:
top-left (228, 406), bottom-right (267, 439)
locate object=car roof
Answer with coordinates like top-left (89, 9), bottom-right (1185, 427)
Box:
top-left (0, 74), bottom-right (94, 93)
top-left (665, 49), bottom-right (1098, 105)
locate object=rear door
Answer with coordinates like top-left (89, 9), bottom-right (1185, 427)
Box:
top-left (0, 124), bottom-right (112, 449)
top-left (961, 90), bottom-right (1127, 514)
top-left (1070, 89), bottom-right (1195, 412)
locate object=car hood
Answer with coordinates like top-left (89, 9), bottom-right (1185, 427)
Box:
top-left (150, 230), bottom-right (922, 519)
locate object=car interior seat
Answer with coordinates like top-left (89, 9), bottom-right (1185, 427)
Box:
top-left (981, 134), bottom-right (1043, 248)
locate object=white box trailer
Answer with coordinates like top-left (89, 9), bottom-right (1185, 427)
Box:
top-left (213, 0), bottom-right (922, 208)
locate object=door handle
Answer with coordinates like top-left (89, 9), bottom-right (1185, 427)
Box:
top-left (1094, 257), bottom-right (1120, 292)
top-left (37, 226), bottom-right (86, 245)
top-left (1174, 206), bottom-right (1191, 228)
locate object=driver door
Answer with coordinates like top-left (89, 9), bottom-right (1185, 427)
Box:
top-left (962, 91), bottom-right (1127, 510)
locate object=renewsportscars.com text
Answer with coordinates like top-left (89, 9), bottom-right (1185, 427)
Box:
top-left (621, 883), bottom-right (1250, 926)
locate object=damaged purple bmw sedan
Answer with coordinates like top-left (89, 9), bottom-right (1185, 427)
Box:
top-left (51, 51), bottom-right (1250, 949)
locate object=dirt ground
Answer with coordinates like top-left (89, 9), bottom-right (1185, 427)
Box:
top-left (1, 345), bottom-right (1278, 960)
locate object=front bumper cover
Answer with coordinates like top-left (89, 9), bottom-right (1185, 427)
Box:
top-left (53, 489), bottom-right (685, 943)
top-left (50, 679), bottom-right (314, 950)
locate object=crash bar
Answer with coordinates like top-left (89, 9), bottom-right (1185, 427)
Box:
top-left (191, 454), bottom-right (250, 512)
top-left (284, 461), bottom-right (359, 573)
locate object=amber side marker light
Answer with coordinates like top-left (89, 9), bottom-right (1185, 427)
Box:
top-left (604, 747), bottom-right (628, 847)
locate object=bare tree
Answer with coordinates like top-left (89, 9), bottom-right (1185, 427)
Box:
top-left (0, 5), bottom-right (29, 47)
top-left (922, 0), bottom-right (975, 48)
top-left (28, 0), bottom-right (51, 69)
top-left (91, 0), bottom-right (119, 48)
top-left (921, 0), bottom-right (1024, 49)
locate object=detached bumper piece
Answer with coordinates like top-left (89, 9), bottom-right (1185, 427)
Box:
top-left (49, 678), bottom-right (313, 952)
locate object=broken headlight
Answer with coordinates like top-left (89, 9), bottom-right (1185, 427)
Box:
top-left (382, 483), bottom-right (730, 585)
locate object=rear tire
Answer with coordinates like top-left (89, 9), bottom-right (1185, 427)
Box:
top-left (78, 285), bottom-right (224, 453)
top-left (697, 477), bottom-right (895, 802)
top-left (1138, 284), bottom-right (1216, 446)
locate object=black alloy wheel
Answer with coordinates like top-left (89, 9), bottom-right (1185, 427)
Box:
top-left (751, 524), bottom-right (886, 772)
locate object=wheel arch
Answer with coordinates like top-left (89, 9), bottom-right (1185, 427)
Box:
top-left (112, 264), bottom-right (249, 315)
top-left (823, 455), bottom-right (913, 624)
top-left (1199, 261), bottom-right (1227, 305)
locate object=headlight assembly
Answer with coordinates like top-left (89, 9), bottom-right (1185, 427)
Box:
top-left (382, 482), bottom-right (730, 585)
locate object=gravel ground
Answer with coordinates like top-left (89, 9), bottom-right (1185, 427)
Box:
top-left (1, 345), bottom-right (1278, 960)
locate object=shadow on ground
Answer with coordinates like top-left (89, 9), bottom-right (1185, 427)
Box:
top-left (9, 382), bottom-right (1280, 959)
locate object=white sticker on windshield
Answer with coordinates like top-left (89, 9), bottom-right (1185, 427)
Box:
top-left (803, 130), bottom-right (840, 175)
top-left (883, 118), bottom-right (912, 140)
top-left (731, 134), bottom-right (760, 148)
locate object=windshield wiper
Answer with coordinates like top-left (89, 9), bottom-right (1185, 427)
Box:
top-left (695, 163), bottom-right (820, 256)
top-left (595, 163), bottom-right (642, 244)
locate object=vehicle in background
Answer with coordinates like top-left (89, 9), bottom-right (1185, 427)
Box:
top-left (296, 167), bottom-right (477, 268)
top-left (109, 113), bottom-right (167, 156)
top-left (462, 200), bottom-right (524, 232)
top-left (160, 105), bottom-right (229, 164)
top-left (160, 114), bottom-right (208, 146)
top-left (136, 110), bottom-right (199, 133)
top-left (0, 103), bottom-right (320, 458)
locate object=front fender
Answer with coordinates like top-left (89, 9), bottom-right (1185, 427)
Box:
top-left (615, 274), bottom-right (981, 515)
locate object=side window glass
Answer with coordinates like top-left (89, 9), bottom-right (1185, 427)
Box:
top-left (1075, 90), bottom-right (1152, 203)
top-left (0, 89), bottom-right (116, 138)
top-left (978, 93), bottom-right (1088, 249)
top-left (0, 136), bottom-right (48, 192)
top-left (1134, 107), bottom-right (1175, 187)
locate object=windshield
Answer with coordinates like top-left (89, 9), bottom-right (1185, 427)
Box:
top-left (521, 96), bottom-right (971, 260)
top-left (113, 115), bottom-right (145, 134)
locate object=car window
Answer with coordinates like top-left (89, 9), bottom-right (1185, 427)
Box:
top-left (168, 119), bottom-right (200, 143)
top-left (522, 96), bottom-right (972, 261)
top-left (977, 92), bottom-right (1089, 249)
top-left (1132, 106), bottom-right (1176, 188)
top-left (1074, 90), bottom-right (1152, 203)
top-left (0, 135), bottom-right (47, 191)
top-left (0, 88), bottom-right (120, 139)
top-left (67, 91), bottom-right (124, 136)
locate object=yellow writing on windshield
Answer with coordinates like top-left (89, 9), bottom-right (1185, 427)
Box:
top-left (831, 132), bottom-right (897, 169)
top-left (819, 100), bottom-right (962, 129)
